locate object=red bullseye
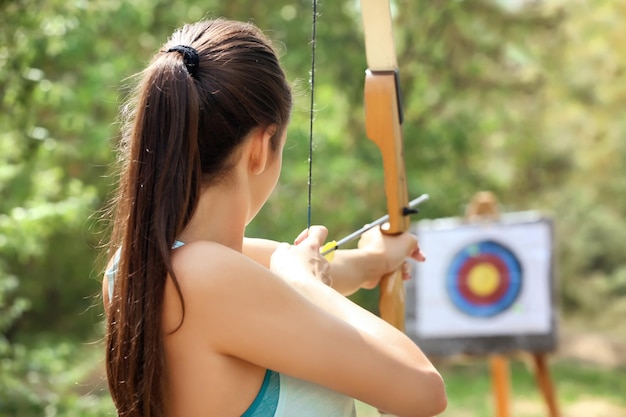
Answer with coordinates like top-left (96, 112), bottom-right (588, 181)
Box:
top-left (456, 254), bottom-right (510, 305)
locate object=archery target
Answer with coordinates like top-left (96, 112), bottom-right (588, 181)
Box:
top-left (446, 241), bottom-right (522, 318)
top-left (409, 214), bottom-right (554, 339)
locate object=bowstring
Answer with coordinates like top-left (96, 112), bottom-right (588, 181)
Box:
top-left (307, 0), bottom-right (318, 230)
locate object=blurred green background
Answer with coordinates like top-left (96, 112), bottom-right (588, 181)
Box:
top-left (1, 0), bottom-right (625, 415)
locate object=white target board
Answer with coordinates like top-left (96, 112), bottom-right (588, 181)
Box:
top-left (406, 212), bottom-right (556, 354)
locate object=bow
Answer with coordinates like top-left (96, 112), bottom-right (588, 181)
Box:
top-left (360, 0), bottom-right (413, 332)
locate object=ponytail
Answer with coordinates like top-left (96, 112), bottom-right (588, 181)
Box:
top-left (106, 51), bottom-right (201, 417)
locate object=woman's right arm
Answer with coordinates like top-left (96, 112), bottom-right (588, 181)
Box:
top-left (170, 233), bottom-right (447, 417)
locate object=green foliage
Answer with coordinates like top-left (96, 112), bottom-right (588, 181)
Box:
top-left (534, 0), bottom-right (626, 317)
top-left (0, 0), bottom-right (113, 337)
top-left (0, 339), bottom-right (114, 417)
top-left (1, 0), bottom-right (626, 412)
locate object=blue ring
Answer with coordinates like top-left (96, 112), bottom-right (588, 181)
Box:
top-left (446, 241), bottom-right (522, 318)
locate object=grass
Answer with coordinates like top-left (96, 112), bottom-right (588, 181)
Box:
top-left (356, 357), bottom-right (626, 417)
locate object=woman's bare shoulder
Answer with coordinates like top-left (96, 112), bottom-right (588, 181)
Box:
top-left (167, 240), bottom-right (284, 313)
top-left (164, 240), bottom-right (275, 333)
top-left (171, 241), bottom-right (265, 288)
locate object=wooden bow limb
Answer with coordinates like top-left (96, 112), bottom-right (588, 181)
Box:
top-left (360, 0), bottom-right (412, 333)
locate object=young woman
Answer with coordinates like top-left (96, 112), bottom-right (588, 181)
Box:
top-left (102, 18), bottom-right (446, 417)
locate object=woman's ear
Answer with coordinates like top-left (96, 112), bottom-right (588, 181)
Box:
top-left (248, 125), bottom-right (278, 175)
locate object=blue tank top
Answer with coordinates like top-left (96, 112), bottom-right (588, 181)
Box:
top-left (106, 243), bottom-right (356, 417)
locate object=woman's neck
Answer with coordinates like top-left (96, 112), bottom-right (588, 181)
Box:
top-left (177, 183), bottom-right (248, 252)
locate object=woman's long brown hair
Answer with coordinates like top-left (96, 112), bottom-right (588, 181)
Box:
top-left (104, 19), bottom-right (291, 417)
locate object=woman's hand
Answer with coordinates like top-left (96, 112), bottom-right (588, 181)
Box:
top-left (269, 225), bottom-right (332, 286)
top-left (357, 226), bottom-right (425, 289)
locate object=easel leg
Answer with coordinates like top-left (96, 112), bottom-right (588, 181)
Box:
top-left (490, 355), bottom-right (510, 417)
top-left (532, 353), bottom-right (560, 417)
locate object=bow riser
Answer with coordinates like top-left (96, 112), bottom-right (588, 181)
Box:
top-left (364, 71), bottom-right (410, 333)
top-left (364, 72), bottom-right (410, 234)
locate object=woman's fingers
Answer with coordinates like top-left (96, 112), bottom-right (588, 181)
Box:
top-left (294, 225), bottom-right (328, 248)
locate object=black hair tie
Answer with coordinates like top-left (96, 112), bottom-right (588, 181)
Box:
top-left (167, 45), bottom-right (200, 78)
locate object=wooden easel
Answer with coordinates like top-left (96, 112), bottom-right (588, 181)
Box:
top-left (466, 191), bottom-right (560, 417)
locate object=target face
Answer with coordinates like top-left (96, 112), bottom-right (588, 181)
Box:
top-left (446, 240), bottom-right (522, 318)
